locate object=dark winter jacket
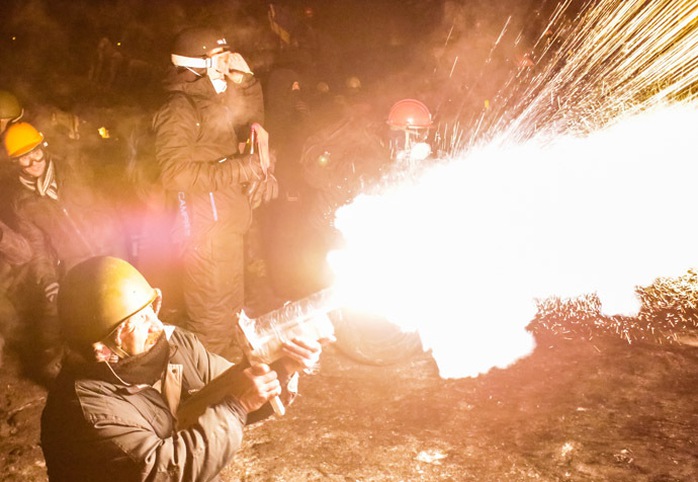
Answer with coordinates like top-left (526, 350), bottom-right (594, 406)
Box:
top-left (0, 218), bottom-right (31, 266)
top-left (41, 327), bottom-right (262, 482)
top-left (12, 157), bottom-right (129, 288)
top-left (153, 75), bottom-right (265, 245)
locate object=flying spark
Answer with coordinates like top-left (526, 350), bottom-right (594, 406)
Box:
top-left (330, 0), bottom-right (698, 378)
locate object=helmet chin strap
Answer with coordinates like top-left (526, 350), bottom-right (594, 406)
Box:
top-left (99, 324), bottom-right (132, 360)
top-left (104, 359), bottom-right (133, 386)
top-left (185, 67), bottom-right (204, 78)
top-left (104, 337), bottom-right (131, 360)
top-left (97, 339), bottom-right (133, 386)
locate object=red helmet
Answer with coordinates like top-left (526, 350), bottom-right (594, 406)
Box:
top-left (387, 99), bottom-right (432, 130)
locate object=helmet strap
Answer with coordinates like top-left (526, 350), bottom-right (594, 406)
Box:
top-left (103, 333), bottom-right (170, 387)
top-left (104, 359), bottom-right (133, 386)
top-left (109, 343), bottom-right (131, 360)
top-left (184, 67), bottom-right (204, 78)
top-left (98, 321), bottom-right (133, 360)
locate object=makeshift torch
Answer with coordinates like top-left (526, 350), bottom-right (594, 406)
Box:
top-left (235, 288), bottom-right (337, 415)
top-left (175, 289), bottom-right (337, 428)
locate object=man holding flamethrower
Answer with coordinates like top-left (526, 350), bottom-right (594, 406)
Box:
top-left (41, 255), bottom-right (327, 481)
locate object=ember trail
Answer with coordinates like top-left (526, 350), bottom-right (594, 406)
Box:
top-left (329, 0), bottom-right (698, 379)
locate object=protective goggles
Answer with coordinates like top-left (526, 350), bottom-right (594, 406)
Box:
top-left (171, 50), bottom-right (253, 75)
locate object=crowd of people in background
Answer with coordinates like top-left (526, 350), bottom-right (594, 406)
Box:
top-left (0, 0), bottom-right (562, 383)
top-left (0, 2), bottom-right (573, 479)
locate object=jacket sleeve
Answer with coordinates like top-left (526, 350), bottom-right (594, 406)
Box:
top-left (11, 203), bottom-right (59, 289)
top-left (65, 384), bottom-right (247, 482)
top-left (172, 329), bottom-right (291, 426)
top-left (229, 76), bottom-right (265, 142)
top-left (0, 218), bottom-right (32, 266)
top-left (173, 327), bottom-right (237, 382)
top-left (153, 94), bottom-right (252, 194)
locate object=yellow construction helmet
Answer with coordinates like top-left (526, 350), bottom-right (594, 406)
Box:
top-left (3, 121), bottom-right (45, 158)
top-left (58, 256), bottom-right (159, 354)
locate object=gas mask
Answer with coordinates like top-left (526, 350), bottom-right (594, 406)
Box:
top-left (390, 129), bottom-right (432, 163)
top-left (208, 51), bottom-right (254, 87)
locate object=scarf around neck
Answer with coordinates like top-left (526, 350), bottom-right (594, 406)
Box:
top-left (19, 158), bottom-right (59, 200)
top-left (71, 332), bottom-right (171, 387)
top-left (107, 332), bottom-right (172, 386)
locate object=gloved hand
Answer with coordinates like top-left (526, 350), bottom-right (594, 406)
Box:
top-left (247, 173), bottom-right (279, 209)
top-left (243, 130), bottom-right (278, 209)
top-left (236, 154), bottom-right (264, 184)
top-left (250, 123), bottom-right (271, 173)
top-left (231, 363), bottom-right (282, 414)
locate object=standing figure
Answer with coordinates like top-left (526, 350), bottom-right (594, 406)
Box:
top-left (386, 98), bottom-right (434, 168)
top-left (262, 67), bottom-right (314, 298)
top-left (2, 121), bottom-right (129, 380)
top-left (153, 26), bottom-right (276, 360)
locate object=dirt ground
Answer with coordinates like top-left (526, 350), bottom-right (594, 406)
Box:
top-left (2, 328), bottom-right (696, 482)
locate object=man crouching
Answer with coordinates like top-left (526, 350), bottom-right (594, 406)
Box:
top-left (41, 255), bottom-right (324, 481)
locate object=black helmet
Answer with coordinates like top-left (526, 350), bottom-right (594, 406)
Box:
top-left (171, 27), bottom-right (229, 68)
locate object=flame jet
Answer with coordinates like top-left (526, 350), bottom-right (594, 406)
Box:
top-left (328, 0), bottom-right (698, 378)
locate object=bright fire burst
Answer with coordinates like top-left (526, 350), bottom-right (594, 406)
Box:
top-left (327, 0), bottom-right (698, 379)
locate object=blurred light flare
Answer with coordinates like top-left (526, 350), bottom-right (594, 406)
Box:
top-left (329, 0), bottom-right (698, 379)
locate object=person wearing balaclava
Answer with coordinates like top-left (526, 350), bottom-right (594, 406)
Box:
top-left (260, 67), bottom-right (314, 298)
